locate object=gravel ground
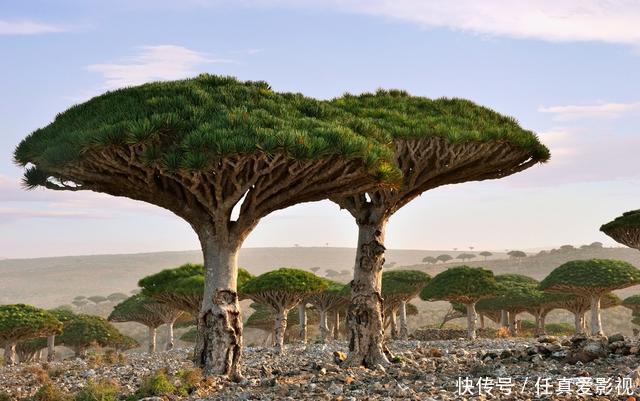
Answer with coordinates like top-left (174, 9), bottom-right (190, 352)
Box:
top-left (2, 337), bottom-right (640, 400)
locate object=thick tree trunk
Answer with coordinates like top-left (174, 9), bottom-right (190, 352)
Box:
top-left (574, 312), bottom-right (584, 334)
top-left (508, 312), bottom-right (517, 336)
top-left (298, 304), bottom-right (307, 344)
top-left (47, 335), bottom-right (55, 362)
top-left (166, 322), bottom-right (174, 351)
top-left (345, 219), bottom-right (390, 368)
top-left (500, 310), bottom-right (508, 328)
top-left (590, 294), bottom-right (603, 337)
top-left (389, 309), bottom-right (398, 339)
top-left (148, 327), bottom-right (157, 354)
top-left (399, 301), bottom-right (408, 340)
top-left (466, 303), bottom-right (477, 340)
top-left (273, 308), bottom-right (289, 353)
top-left (539, 312), bottom-right (547, 335)
top-left (319, 309), bottom-right (330, 343)
top-left (333, 310), bottom-right (341, 340)
top-left (195, 237), bottom-right (243, 380)
top-left (3, 342), bottom-right (16, 366)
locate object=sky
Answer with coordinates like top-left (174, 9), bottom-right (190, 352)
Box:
top-left (1, 0), bottom-right (640, 259)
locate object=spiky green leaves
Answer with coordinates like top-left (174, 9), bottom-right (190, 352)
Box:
top-left (139, 263), bottom-right (204, 296)
top-left (601, 210), bottom-right (640, 232)
top-left (601, 210), bottom-right (640, 249)
top-left (540, 259), bottom-right (640, 294)
top-left (382, 270), bottom-right (431, 296)
top-left (419, 266), bottom-right (498, 304)
top-left (0, 304), bottom-right (63, 343)
top-left (243, 268), bottom-right (327, 295)
top-left (476, 274), bottom-right (570, 312)
top-left (57, 314), bottom-right (121, 349)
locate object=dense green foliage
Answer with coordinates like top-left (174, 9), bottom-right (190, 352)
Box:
top-left (540, 259), bottom-right (640, 293)
top-left (624, 294), bottom-right (640, 306)
top-left (476, 274), bottom-right (569, 312)
top-left (242, 268), bottom-right (327, 294)
top-left (14, 75), bottom-right (401, 185)
top-left (57, 314), bottom-right (122, 350)
top-left (381, 270), bottom-right (431, 296)
top-left (420, 266), bottom-right (498, 304)
top-left (0, 304), bottom-right (62, 343)
top-left (601, 210), bottom-right (640, 232)
top-left (108, 294), bottom-right (167, 326)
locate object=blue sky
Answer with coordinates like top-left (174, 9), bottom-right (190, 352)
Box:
top-left (2, 1), bottom-right (640, 258)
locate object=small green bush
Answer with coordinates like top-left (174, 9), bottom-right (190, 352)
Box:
top-left (175, 368), bottom-right (202, 395)
top-left (29, 381), bottom-right (71, 401)
top-left (134, 370), bottom-right (175, 398)
top-left (0, 392), bottom-right (11, 401)
top-left (545, 322), bottom-right (575, 336)
top-left (74, 379), bottom-right (120, 401)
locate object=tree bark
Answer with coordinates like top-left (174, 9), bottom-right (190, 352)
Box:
top-left (399, 301), bottom-right (408, 340)
top-left (148, 327), bottom-right (157, 354)
top-left (165, 322), bottom-right (174, 351)
top-left (508, 311), bottom-right (517, 336)
top-left (298, 304), bottom-right (307, 344)
top-left (319, 309), bottom-right (330, 343)
top-left (344, 218), bottom-right (390, 367)
top-left (389, 308), bottom-right (398, 339)
top-left (500, 310), bottom-right (508, 328)
top-left (581, 314), bottom-right (587, 331)
top-left (539, 311), bottom-right (547, 335)
top-left (47, 335), bottom-right (55, 362)
top-left (590, 294), bottom-right (603, 337)
top-left (3, 342), bottom-right (16, 366)
top-left (195, 236), bottom-right (243, 381)
top-left (466, 303), bottom-right (477, 340)
top-left (333, 310), bottom-right (340, 340)
top-left (273, 308), bottom-right (289, 353)
top-left (574, 312), bottom-right (584, 334)
top-left (478, 313), bottom-right (485, 330)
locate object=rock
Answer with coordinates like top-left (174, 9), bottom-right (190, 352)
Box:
top-left (568, 339), bottom-right (608, 363)
top-left (537, 335), bottom-right (558, 344)
top-left (328, 383), bottom-right (343, 395)
top-left (608, 333), bottom-right (625, 343)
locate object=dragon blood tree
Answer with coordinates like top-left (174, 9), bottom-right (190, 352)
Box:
top-left (109, 294), bottom-right (184, 353)
top-left (440, 302), bottom-right (468, 329)
top-left (601, 210), bottom-right (640, 250)
top-left (306, 280), bottom-right (349, 343)
top-left (540, 259), bottom-right (640, 337)
top-left (558, 293), bottom-right (621, 335)
top-left (381, 270), bottom-right (430, 340)
top-left (0, 304), bottom-right (62, 365)
top-left (242, 268), bottom-right (326, 353)
top-left (329, 92), bottom-right (549, 366)
top-left (421, 266), bottom-right (498, 340)
top-left (244, 303), bottom-right (320, 345)
top-left (623, 295), bottom-right (640, 316)
top-left (140, 264), bottom-right (254, 316)
top-left (14, 75), bottom-right (397, 378)
top-left (58, 314), bottom-right (123, 357)
top-left (45, 307), bottom-right (76, 362)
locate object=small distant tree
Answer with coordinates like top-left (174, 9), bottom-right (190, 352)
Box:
top-left (422, 256), bottom-right (437, 264)
top-left (456, 253), bottom-right (476, 262)
top-left (381, 270), bottom-right (430, 339)
top-left (420, 266), bottom-right (498, 339)
top-left (107, 293), bottom-right (129, 303)
top-left (306, 280), bottom-right (349, 343)
top-left (0, 305), bottom-right (62, 365)
top-left (45, 308), bottom-right (76, 362)
top-left (73, 296), bottom-right (86, 302)
top-left (540, 259), bottom-right (640, 336)
top-left (58, 314), bottom-right (121, 357)
top-left (242, 268), bottom-right (326, 353)
top-left (436, 254), bottom-right (453, 264)
top-left (325, 269), bottom-right (341, 278)
top-left (589, 242), bottom-right (604, 249)
top-left (479, 251), bottom-right (492, 261)
top-left (310, 267), bottom-right (321, 274)
top-left (87, 296), bottom-right (108, 304)
top-left (559, 245), bottom-right (575, 251)
top-left (72, 299), bottom-right (89, 308)
top-left (601, 211), bottom-right (640, 250)
top-left (507, 250), bottom-right (526, 259)
top-left (109, 294), bottom-right (184, 353)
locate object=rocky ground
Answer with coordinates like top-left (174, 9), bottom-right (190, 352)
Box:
top-left (3, 335), bottom-right (640, 400)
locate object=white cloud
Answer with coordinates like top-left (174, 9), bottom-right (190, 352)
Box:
top-left (0, 20), bottom-right (67, 35)
top-left (539, 101), bottom-right (640, 120)
top-left (87, 45), bottom-right (233, 89)
top-left (242, 0), bottom-right (640, 44)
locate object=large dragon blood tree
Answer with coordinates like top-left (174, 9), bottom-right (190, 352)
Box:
top-left (0, 304), bottom-right (62, 365)
top-left (329, 92), bottom-right (549, 366)
top-left (540, 259), bottom-right (640, 337)
top-left (109, 294), bottom-right (184, 353)
top-left (381, 270), bottom-right (430, 339)
top-left (14, 75), bottom-right (398, 378)
top-left (421, 266), bottom-right (498, 340)
top-left (558, 292), bottom-right (621, 335)
top-left (601, 210), bottom-right (640, 250)
top-left (242, 268), bottom-right (326, 353)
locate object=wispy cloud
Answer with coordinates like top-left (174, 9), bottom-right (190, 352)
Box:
top-left (87, 45), bottom-right (233, 89)
top-left (241, 0), bottom-right (640, 44)
top-left (539, 101), bottom-right (640, 120)
top-left (0, 20), bottom-right (67, 35)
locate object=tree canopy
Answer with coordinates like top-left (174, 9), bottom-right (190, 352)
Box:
top-left (420, 266), bottom-right (498, 304)
top-left (242, 268), bottom-right (327, 296)
top-left (0, 304), bottom-right (63, 344)
top-left (57, 314), bottom-right (122, 351)
top-left (476, 274), bottom-right (569, 313)
top-left (601, 210), bottom-right (640, 249)
top-left (108, 294), bottom-right (182, 328)
top-left (540, 259), bottom-right (640, 295)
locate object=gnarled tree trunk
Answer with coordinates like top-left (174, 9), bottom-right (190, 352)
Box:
top-left (4, 342), bottom-right (16, 365)
top-left (333, 310), bottom-right (340, 340)
top-left (166, 322), bottom-right (174, 351)
top-left (298, 304), bottom-right (307, 344)
top-left (590, 294), bottom-right (603, 337)
top-left (273, 308), bottom-right (289, 353)
top-left (500, 310), bottom-right (508, 328)
top-left (466, 303), bottom-right (477, 340)
top-left (344, 218), bottom-right (390, 367)
top-left (508, 311), bottom-right (517, 336)
top-left (573, 312), bottom-right (584, 334)
top-left (47, 335), bottom-right (55, 362)
top-left (319, 309), bottom-right (330, 343)
top-left (195, 237), bottom-right (243, 380)
top-left (148, 327), bottom-right (157, 354)
top-left (399, 301), bottom-right (408, 340)
top-left (389, 308), bottom-right (398, 339)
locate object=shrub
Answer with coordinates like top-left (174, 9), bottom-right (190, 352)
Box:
top-left (0, 392), bottom-right (11, 401)
top-left (29, 380), bottom-right (71, 401)
top-left (135, 370), bottom-right (175, 398)
top-left (545, 323), bottom-right (575, 336)
top-left (74, 379), bottom-right (120, 401)
top-left (176, 368), bottom-right (203, 395)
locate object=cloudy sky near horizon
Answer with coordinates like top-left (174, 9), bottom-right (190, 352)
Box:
top-left (1, 0), bottom-right (640, 259)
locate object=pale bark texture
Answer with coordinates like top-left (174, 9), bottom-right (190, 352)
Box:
top-left (466, 303), bottom-right (477, 340)
top-left (3, 342), bottom-right (16, 366)
top-left (298, 304), bottom-right (307, 344)
top-left (273, 309), bottom-right (289, 353)
top-left (574, 313), bottom-right (584, 334)
top-left (148, 327), bottom-right (157, 354)
top-left (47, 335), bottom-right (55, 362)
top-left (389, 309), bottom-right (398, 339)
top-left (508, 312), bottom-right (517, 336)
top-left (478, 313), bottom-right (485, 330)
top-left (500, 310), bottom-right (509, 328)
top-left (333, 310), bottom-right (341, 340)
top-left (319, 310), bottom-right (330, 343)
top-left (166, 322), bottom-right (175, 351)
top-left (399, 301), bottom-right (408, 339)
top-left (590, 295), bottom-right (603, 337)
